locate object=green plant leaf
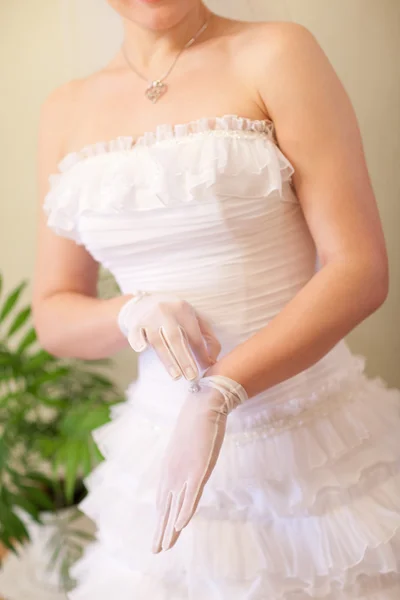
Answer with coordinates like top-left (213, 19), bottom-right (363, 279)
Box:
top-left (88, 437), bottom-right (104, 464)
top-left (0, 272), bottom-right (122, 551)
top-left (20, 350), bottom-right (57, 373)
top-left (0, 281), bottom-right (27, 324)
top-left (66, 528), bottom-right (94, 543)
top-left (8, 493), bottom-right (42, 524)
top-left (24, 471), bottom-right (54, 490)
top-left (60, 556), bottom-right (77, 593)
top-left (53, 444), bottom-right (69, 477)
top-left (63, 508), bottom-right (83, 525)
top-left (67, 442), bottom-right (82, 504)
top-left (86, 373), bottom-right (114, 388)
top-left (0, 507), bottom-right (30, 544)
top-left (0, 532), bottom-right (19, 555)
top-left (36, 395), bottom-right (70, 410)
top-left (0, 273), bottom-right (3, 298)
top-left (47, 536), bottom-right (64, 568)
top-left (0, 436), bottom-right (10, 471)
top-left (17, 327), bottom-right (37, 353)
top-left (60, 404), bottom-right (110, 436)
top-left (0, 351), bottom-right (17, 368)
top-left (35, 437), bottom-right (58, 458)
top-left (79, 443), bottom-right (92, 477)
top-left (6, 306), bottom-right (31, 338)
top-left (20, 485), bottom-right (54, 512)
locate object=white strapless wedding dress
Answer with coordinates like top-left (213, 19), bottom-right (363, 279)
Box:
top-left (44, 115), bottom-right (400, 599)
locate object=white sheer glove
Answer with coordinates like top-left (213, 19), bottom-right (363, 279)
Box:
top-left (118, 292), bottom-right (221, 381)
top-left (152, 375), bottom-right (248, 553)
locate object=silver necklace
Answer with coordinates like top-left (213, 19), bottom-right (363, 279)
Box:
top-left (122, 16), bottom-right (210, 103)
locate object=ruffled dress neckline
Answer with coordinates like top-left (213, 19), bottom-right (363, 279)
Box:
top-left (56, 114), bottom-right (275, 174)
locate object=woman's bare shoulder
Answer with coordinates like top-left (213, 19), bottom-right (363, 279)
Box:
top-left (229, 20), bottom-right (329, 111)
top-left (39, 78), bottom-right (87, 160)
top-left (41, 69), bottom-right (108, 127)
top-left (40, 67), bottom-right (117, 158)
top-left (229, 19), bottom-right (320, 65)
top-left (41, 78), bottom-right (83, 124)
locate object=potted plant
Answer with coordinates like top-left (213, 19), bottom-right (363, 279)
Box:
top-left (0, 273), bottom-right (123, 594)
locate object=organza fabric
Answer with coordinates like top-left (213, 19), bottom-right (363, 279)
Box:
top-left (44, 115), bottom-right (400, 598)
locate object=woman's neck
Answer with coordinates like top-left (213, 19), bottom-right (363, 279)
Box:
top-left (121, 4), bottom-right (212, 75)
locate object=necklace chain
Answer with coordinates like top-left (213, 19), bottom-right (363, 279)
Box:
top-left (122, 15), bottom-right (210, 102)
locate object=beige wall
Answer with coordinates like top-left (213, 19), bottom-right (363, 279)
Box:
top-left (284, 0), bottom-right (400, 385)
top-left (1, 0), bottom-right (399, 387)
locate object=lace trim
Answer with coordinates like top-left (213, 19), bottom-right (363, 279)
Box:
top-left (56, 114), bottom-right (275, 174)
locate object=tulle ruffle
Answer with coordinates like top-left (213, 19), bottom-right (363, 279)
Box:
top-left (68, 362), bottom-right (400, 599)
top-left (69, 542), bottom-right (400, 600)
top-left (43, 115), bottom-right (295, 243)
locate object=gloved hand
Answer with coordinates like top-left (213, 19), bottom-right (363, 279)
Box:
top-left (118, 292), bottom-right (221, 381)
top-left (152, 375), bottom-right (248, 553)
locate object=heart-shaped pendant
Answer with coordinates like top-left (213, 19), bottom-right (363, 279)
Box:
top-left (145, 80), bottom-right (167, 103)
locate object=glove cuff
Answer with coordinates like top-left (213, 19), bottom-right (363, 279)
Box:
top-left (117, 291), bottom-right (150, 337)
top-left (198, 375), bottom-right (248, 414)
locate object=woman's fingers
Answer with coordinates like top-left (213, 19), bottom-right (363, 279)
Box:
top-left (174, 478), bottom-right (202, 533)
top-left (129, 313), bottom-right (220, 382)
top-left (153, 484), bottom-right (187, 553)
top-left (198, 317), bottom-right (221, 363)
top-left (161, 484), bottom-right (186, 551)
top-left (159, 314), bottom-right (220, 378)
top-left (145, 325), bottom-right (185, 380)
top-left (158, 324), bottom-right (199, 381)
top-left (152, 490), bottom-right (172, 554)
top-left (127, 326), bottom-right (148, 352)
top-left (183, 318), bottom-right (218, 370)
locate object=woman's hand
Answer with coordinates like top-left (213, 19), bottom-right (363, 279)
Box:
top-left (118, 293), bottom-right (221, 381)
top-left (152, 376), bottom-right (247, 553)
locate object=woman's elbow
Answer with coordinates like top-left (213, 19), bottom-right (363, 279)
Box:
top-left (32, 304), bottom-right (68, 358)
top-left (362, 253), bottom-right (389, 314)
top-left (34, 320), bottom-right (66, 358)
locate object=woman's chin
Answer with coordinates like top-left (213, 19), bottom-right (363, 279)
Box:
top-left (136, 0), bottom-right (166, 5)
top-left (108, 0), bottom-right (202, 32)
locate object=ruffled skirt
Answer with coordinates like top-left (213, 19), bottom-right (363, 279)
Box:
top-left (68, 347), bottom-right (400, 599)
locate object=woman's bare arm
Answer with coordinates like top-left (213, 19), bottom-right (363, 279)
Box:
top-left (206, 23), bottom-right (388, 395)
top-left (33, 83), bottom-right (131, 359)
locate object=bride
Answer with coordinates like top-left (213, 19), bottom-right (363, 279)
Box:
top-left (33, 1), bottom-right (400, 598)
